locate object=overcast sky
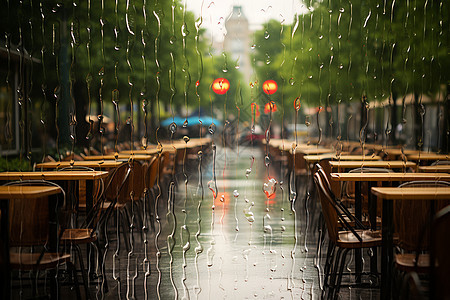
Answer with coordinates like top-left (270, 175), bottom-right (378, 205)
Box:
top-left (185, 0), bottom-right (308, 40)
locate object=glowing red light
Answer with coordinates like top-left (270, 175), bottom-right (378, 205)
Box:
top-left (212, 78), bottom-right (230, 95)
top-left (262, 80), bottom-right (278, 95)
top-left (251, 102), bottom-right (260, 117)
top-left (264, 101), bottom-right (277, 114)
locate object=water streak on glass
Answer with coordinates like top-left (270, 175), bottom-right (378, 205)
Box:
top-left (51, 13), bottom-right (62, 160)
top-left (85, 0), bottom-right (94, 149)
top-left (206, 144), bottom-right (217, 297)
top-left (141, 0), bottom-right (149, 150)
top-left (167, 180), bottom-right (178, 299)
top-left (68, 1), bottom-right (80, 161)
top-left (38, 1), bottom-right (49, 163)
top-left (154, 150), bottom-right (163, 300)
top-left (125, 0), bottom-right (137, 297)
top-left (98, 0), bottom-right (106, 156)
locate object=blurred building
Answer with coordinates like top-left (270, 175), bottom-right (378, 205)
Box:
top-left (223, 6), bottom-right (252, 83)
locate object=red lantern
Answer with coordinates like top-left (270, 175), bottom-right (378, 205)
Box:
top-left (212, 78), bottom-right (230, 95)
top-left (262, 80), bottom-right (278, 95)
top-left (264, 101), bottom-right (277, 114)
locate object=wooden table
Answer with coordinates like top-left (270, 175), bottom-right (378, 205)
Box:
top-left (304, 154), bottom-right (381, 164)
top-left (36, 160), bottom-right (124, 170)
top-left (407, 153), bottom-right (450, 162)
top-left (330, 172), bottom-right (450, 285)
top-left (0, 171), bottom-right (109, 218)
top-left (298, 148), bottom-right (334, 155)
top-left (377, 148), bottom-right (420, 156)
top-left (418, 165), bottom-right (450, 173)
top-left (119, 148), bottom-right (160, 155)
top-left (371, 187), bottom-right (450, 299)
top-left (83, 154), bottom-right (156, 161)
top-left (329, 160), bottom-right (416, 172)
top-left (0, 186), bottom-right (62, 300)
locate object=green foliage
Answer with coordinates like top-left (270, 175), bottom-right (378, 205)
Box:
top-left (0, 157), bottom-right (32, 172)
top-left (253, 0), bottom-right (449, 110)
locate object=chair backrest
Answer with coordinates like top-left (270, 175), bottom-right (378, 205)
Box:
top-left (4, 180), bottom-right (64, 247)
top-left (317, 158), bottom-right (342, 197)
top-left (431, 205), bottom-right (450, 300)
top-left (147, 156), bottom-right (160, 190)
top-left (396, 181), bottom-right (450, 251)
top-left (118, 160), bottom-right (146, 204)
top-left (313, 169), bottom-right (339, 243)
top-left (103, 162), bottom-right (131, 201)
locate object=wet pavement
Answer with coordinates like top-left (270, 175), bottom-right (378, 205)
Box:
top-left (102, 145), bottom-right (321, 299)
top-left (12, 145), bottom-right (380, 299)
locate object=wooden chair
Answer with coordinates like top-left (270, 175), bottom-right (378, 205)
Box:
top-left (4, 180), bottom-right (83, 298)
top-left (314, 167), bottom-right (382, 300)
top-left (394, 181), bottom-right (450, 274)
top-left (431, 205), bottom-right (450, 300)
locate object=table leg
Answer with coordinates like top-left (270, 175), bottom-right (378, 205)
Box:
top-left (49, 193), bottom-right (62, 299)
top-left (368, 182), bottom-right (378, 275)
top-left (381, 198), bottom-right (393, 299)
top-left (48, 194), bottom-right (59, 253)
top-left (85, 180), bottom-right (95, 279)
top-left (355, 181), bottom-right (362, 283)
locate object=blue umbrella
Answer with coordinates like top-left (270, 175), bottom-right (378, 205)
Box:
top-left (186, 115), bottom-right (221, 127)
top-left (161, 115), bottom-right (221, 128)
top-left (161, 116), bottom-right (186, 127)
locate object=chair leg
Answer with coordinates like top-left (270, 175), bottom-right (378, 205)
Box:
top-left (323, 241), bottom-right (335, 290)
top-left (74, 244), bottom-right (91, 300)
top-left (67, 261), bottom-right (82, 299)
top-left (333, 248), bottom-right (350, 300)
top-left (120, 209), bottom-right (131, 253)
top-left (94, 239), bottom-right (109, 294)
top-left (328, 247), bottom-right (344, 300)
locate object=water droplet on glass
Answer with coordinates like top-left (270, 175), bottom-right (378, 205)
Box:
top-left (244, 209), bottom-right (254, 223)
top-left (264, 225), bottom-right (272, 233)
top-left (264, 155), bottom-right (271, 167)
top-left (183, 135), bottom-right (190, 143)
top-left (233, 190), bottom-right (239, 198)
top-left (264, 30), bottom-right (270, 39)
top-left (263, 177), bottom-right (277, 198)
top-left (339, 7), bottom-right (345, 12)
top-left (208, 180), bottom-right (217, 199)
top-left (208, 123), bottom-right (216, 135)
top-left (250, 44), bottom-right (256, 50)
top-left (294, 97), bottom-right (301, 111)
top-left (169, 122), bottom-right (177, 134)
top-left (245, 168), bottom-right (252, 178)
top-left (289, 190), bottom-right (297, 203)
top-left (289, 77), bottom-right (295, 85)
top-left (183, 119), bottom-right (188, 128)
top-left (170, 35), bottom-right (177, 44)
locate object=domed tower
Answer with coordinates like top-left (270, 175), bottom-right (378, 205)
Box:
top-left (223, 6), bottom-right (252, 83)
